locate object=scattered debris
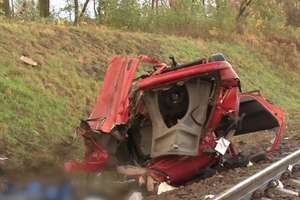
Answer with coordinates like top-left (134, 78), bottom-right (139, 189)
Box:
top-left (204, 194), bottom-right (215, 199)
top-left (96, 172), bottom-right (102, 177)
top-left (20, 55), bottom-right (38, 66)
top-left (66, 54), bottom-right (285, 188)
top-left (0, 157), bottom-right (8, 165)
top-left (128, 192), bottom-right (143, 200)
top-left (157, 182), bottom-right (177, 195)
top-left (247, 161), bottom-right (254, 167)
top-left (277, 180), bottom-right (284, 189)
top-left (288, 165), bottom-right (293, 172)
top-left (215, 137), bottom-right (231, 155)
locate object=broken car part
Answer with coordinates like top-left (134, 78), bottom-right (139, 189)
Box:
top-left (65, 54), bottom-right (284, 187)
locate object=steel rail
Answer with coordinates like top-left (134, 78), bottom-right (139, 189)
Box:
top-left (213, 149), bottom-right (300, 200)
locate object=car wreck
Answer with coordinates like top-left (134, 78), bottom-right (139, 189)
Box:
top-left (65, 53), bottom-right (284, 190)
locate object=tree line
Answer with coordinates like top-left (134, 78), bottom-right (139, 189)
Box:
top-left (0, 0), bottom-right (299, 35)
top-left (0, 0), bottom-right (49, 17)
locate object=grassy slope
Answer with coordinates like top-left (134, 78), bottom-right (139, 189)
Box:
top-left (0, 20), bottom-right (299, 169)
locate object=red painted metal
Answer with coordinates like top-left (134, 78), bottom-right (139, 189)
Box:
top-left (240, 92), bottom-right (285, 154)
top-left (65, 55), bottom-right (285, 185)
top-left (137, 62), bottom-right (241, 184)
top-left (138, 61), bottom-right (234, 89)
top-left (206, 87), bottom-right (240, 132)
top-left (64, 134), bottom-right (108, 172)
top-left (88, 55), bottom-right (166, 133)
top-left (87, 56), bottom-right (141, 133)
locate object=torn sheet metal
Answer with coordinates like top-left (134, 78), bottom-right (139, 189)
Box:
top-left (65, 54), bottom-right (285, 187)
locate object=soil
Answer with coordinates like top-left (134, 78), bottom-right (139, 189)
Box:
top-left (146, 134), bottom-right (300, 200)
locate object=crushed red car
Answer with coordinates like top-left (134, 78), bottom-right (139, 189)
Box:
top-left (65, 53), bottom-right (284, 188)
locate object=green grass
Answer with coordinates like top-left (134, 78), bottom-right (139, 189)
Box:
top-left (0, 20), bottom-right (299, 169)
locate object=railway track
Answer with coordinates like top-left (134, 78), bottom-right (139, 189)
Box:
top-left (212, 149), bottom-right (300, 200)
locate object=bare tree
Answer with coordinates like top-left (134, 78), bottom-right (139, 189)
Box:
top-left (74, 0), bottom-right (79, 24)
top-left (151, 0), bottom-right (172, 10)
top-left (93, 0), bottom-right (97, 18)
top-left (151, 0), bottom-right (158, 9)
top-left (4, 0), bottom-right (10, 17)
top-left (74, 0), bottom-right (91, 25)
top-left (10, 0), bottom-right (14, 16)
top-left (39, 0), bottom-right (50, 17)
top-left (236, 0), bottom-right (253, 21)
top-left (79, 0), bottom-right (90, 18)
top-left (169, 0), bottom-right (180, 9)
top-left (0, 0), bottom-right (3, 13)
top-left (235, 0), bottom-right (254, 33)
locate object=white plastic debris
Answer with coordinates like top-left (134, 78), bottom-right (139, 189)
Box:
top-left (277, 180), bottom-right (284, 189)
top-left (157, 182), bottom-right (177, 195)
top-left (96, 172), bottom-right (102, 177)
top-left (0, 157), bottom-right (8, 161)
top-left (20, 56), bottom-right (38, 66)
top-left (128, 192), bottom-right (143, 200)
top-left (288, 165), bottom-right (293, 172)
top-left (215, 137), bottom-right (231, 155)
top-left (204, 194), bottom-right (215, 199)
top-left (247, 161), bottom-right (254, 167)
